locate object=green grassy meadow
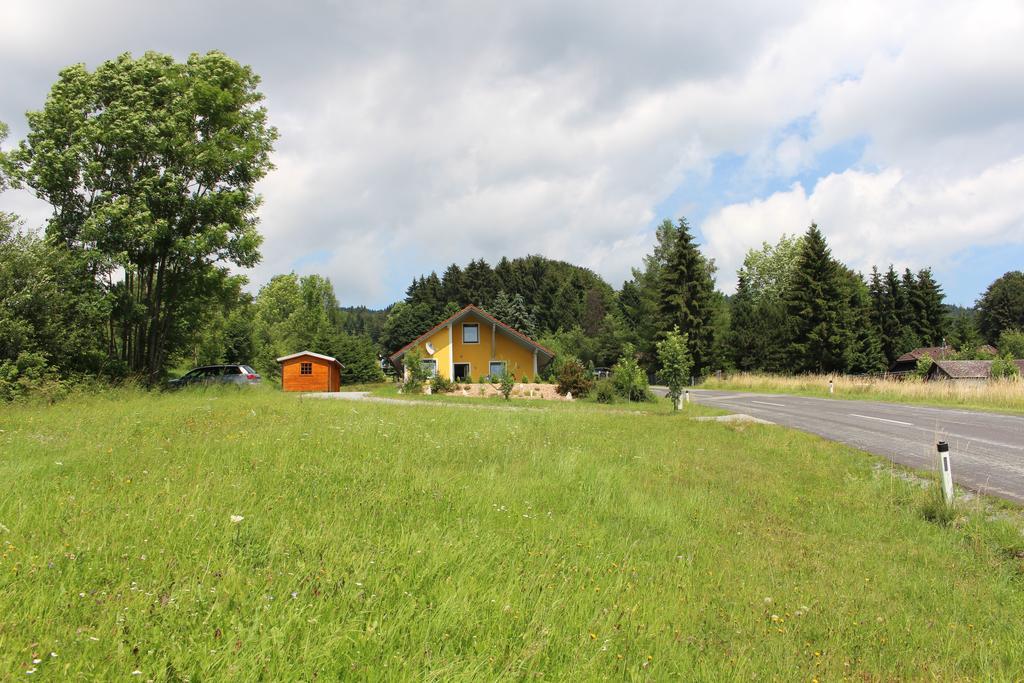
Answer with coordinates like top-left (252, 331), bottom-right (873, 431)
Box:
top-left (2, 388), bottom-right (1024, 680)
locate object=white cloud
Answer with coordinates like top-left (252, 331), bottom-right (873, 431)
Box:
top-left (1, 0), bottom-right (1023, 305)
top-left (702, 156), bottom-right (1024, 292)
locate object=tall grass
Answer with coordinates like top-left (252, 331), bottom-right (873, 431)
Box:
top-left (1, 387), bottom-right (1023, 678)
top-left (702, 372), bottom-right (1024, 414)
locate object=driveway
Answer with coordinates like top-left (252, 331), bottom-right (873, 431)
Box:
top-left (652, 387), bottom-right (1024, 504)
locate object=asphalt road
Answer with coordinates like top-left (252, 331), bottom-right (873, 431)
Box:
top-left (652, 387), bottom-right (1024, 504)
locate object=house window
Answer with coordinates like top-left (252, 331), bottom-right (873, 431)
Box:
top-left (489, 361), bottom-right (507, 378)
top-left (300, 362), bottom-right (313, 375)
top-left (463, 323), bottom-right (479, 344)
top-left (421, 359), bottom-right (438, 377)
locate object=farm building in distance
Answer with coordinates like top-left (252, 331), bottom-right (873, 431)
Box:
top-left (389, 304), bottom-right (555, 381)
top-left (890, 344), bottom-right (1000, 374)
top-left (926, 359), bottom-right (1024, 383)
top-left (889, 346), bottom-right (956, 374)
top-left (276, 351), bottom-right (344, 392)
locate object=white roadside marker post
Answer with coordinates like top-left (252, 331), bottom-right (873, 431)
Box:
top-left (938, 441), bottom-right (954, 504)
top-left (675, 394), bottom-right (682, 411)
top-left (828, 379), bottom-right (834, 395)
top-left (685, 389), bottom-right (690, 405)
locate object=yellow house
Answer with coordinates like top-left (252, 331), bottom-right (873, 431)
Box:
top-left (388, 305), bottom-right (555, 381)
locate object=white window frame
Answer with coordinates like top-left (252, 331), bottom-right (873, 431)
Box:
top-left (421, 359), bottom-right (438, 377)
top-left (462, 323), bottom-right (480, 344)
top-left (488, 361), bottom-right (507, 378)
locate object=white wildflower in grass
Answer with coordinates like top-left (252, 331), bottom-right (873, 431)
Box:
top-left (131, 671), bottom-right (142, 676)
top-left (230, 515), bottom-right (244, 524)
top-left (32, 659), bottom-right (41, 664)
top-left (25, 668), bottom-right (36, 674)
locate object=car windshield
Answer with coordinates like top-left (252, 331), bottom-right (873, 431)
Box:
top-left (241, 366), bottom-right (256, 375)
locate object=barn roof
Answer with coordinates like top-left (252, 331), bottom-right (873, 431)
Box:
top-left (276, 351), bottom-right (344, 367)
top-left (388, 304), bottom-right (555, 363)
top-left (895, 346), bottom-right (955, 363)
top-left (930, 360), bottom-right (992, 379)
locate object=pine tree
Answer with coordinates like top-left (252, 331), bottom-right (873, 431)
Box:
top-left (841, 268), bottom-right (887, 373)
top-left (784, 224), bottom-right (851, 373)
top-left (915, 268), bottom-right (946, 346)
top-left (406, 272), bottom-right (444, 317)
top-left (657, 218), bottom-right (717, 376)
top-left (441, 263), bottom-right (465, 307)
top-left (868, 266), bottom-right (891, 361)
top-left (487, 290), bottom-right (537, 337)
top-left (903, 268), bottom-right (929, 347)
top-left (462, 259), bottom-right (499, 307)
top-left (884, 265), bottom-right (918, 359)
top-left (729, 272), bottom-right (762, 371)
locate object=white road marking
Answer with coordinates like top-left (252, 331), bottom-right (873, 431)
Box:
top-left (751, 400), bottom-right (786, 407)
top-left (850, 413), bottom-right (913, 426)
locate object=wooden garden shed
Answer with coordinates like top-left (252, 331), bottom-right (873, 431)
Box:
top-left (276, 351), bottom-right (343, 392)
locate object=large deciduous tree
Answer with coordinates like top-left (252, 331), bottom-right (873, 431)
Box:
top-left (12, 51), bottom-right (277, 382)
top-left (977, 271), bottom-right (1024, 344)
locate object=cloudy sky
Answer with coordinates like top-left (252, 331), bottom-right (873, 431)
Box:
top-left (2, 0), bottom-right (1023, 308)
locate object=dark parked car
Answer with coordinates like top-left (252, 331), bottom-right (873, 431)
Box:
top-left (168, 364), bottom-right (261, 388)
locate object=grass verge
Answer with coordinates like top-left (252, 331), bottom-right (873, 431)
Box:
top-left (701, 372), bottom-right (1024, 415)
top-left (1, 387), bottom-right (1023, 679)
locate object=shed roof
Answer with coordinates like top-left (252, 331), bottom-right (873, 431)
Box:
top-left (930, 360), bottom-right (992, 379)
top-left (388, 304), bottom-right (555, 363)
top-left (276, 351), bottom-right (344, 367)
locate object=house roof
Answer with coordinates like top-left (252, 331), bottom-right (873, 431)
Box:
top-left (895, 346), bottom-right (955, 363)
top-left (276, 351), bottom-right (344, 367)
top-left (930, 360), bottom-right (992, 379)
top-left (388, 304), bottom-right (555, 363)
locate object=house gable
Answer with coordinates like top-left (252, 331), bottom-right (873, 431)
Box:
top-left (389, 305), bottom-right (554, 380)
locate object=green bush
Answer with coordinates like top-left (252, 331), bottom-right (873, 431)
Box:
top-left (656, 326), bottom-right (692, 410)
top-left (914, 355), bottom-right (934, 379)
top-left (498, 373), bottom-right (515, 401)
top-left (991, 354), bottom-right (1020, 379)
top-left (402, 348), bottom-right (431, 392)
top-left (594, 378), bottom-right (616, 403)
top-left (0, 352), bottom-right (69, 403)
top-left (556, 357), bottom-right (593, 398)
top-left (430, 374), bottom-right (455, 393)
top-left (611, 345), bottom-right (649, 402)
top-left (997, 328), bottom-right (1024, 359)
